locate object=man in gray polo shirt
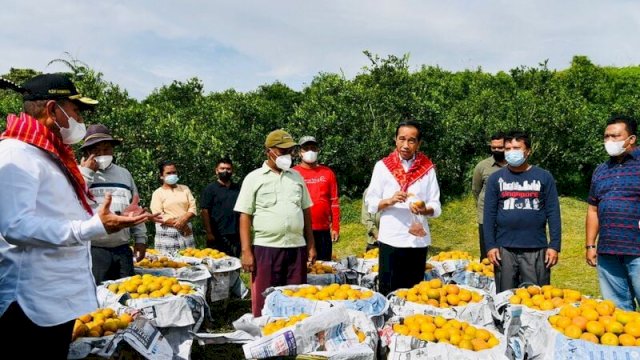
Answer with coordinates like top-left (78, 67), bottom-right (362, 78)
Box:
top-left (80, 124), bottom-right (147, 284)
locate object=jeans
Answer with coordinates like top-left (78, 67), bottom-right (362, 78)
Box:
top-left (597, 254), bottom-right (640, 311)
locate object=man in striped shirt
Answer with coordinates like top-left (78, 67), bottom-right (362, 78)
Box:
top-left (586, 115), bottom-right (640, 311)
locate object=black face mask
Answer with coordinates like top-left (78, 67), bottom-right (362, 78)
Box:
top-left (218, 171), bottom-right (232, 181)
top-left (492, 151), bottom-right (505, 162)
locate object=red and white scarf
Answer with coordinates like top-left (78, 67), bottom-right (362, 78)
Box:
top-left (1, 113), bottom-right (94, 215)
top-left (382, 150), bottom-right (434, 192)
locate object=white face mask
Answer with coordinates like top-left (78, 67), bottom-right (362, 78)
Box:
top-left (302, 150), bottom-right (318, 164)
top-left (95, 155), bottom-right (113, 170)
top-left (604, 137), bottom-right (632, 157)
top-left (274, 153), bottom-right (292, 170)
top-left (56, 104), bottom-right (86, 144)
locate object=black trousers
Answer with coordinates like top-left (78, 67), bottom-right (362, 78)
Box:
top-left (314, 230), bottom-right (333, 261)
top-left (378, 242), bottom-right (428, 296)
top-left (0, 302), bottom-right (75, 359)
top-left (478, 223), bottom-right (487, 259)
top-left (91, 244), bottom-right (135, 285)
top-left (494, 247), bottom-right (550, 293)
top-left (211, 233), bottom-right (241, 258)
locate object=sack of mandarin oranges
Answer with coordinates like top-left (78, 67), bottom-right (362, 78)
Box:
top-left (379, 313), bottom-right (508, 360)
top-left (235, 307), bottom-right (378, 359)
top-left (388, 278), bottom-right (494, 328)
top-left (536, 298), bottom-right (640, 359)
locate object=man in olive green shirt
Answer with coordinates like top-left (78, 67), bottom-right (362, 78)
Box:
top-left (472, 132), bottom-right (506, 258)
top-left (361, 187), bottom-right (381, 252)
top-left (234, 129), bottom-right (317, 316)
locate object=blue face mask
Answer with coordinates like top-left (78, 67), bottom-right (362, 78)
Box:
top-left (164, 174), bottom-right (179, 185)
top-left (505, 150), bottom-right (526, 167)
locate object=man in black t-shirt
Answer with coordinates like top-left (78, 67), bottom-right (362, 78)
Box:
top-left (200, 157), bottom-right (241, 257)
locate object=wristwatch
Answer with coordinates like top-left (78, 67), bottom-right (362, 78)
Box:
top-left (585, 245), bottom-right (596, 249)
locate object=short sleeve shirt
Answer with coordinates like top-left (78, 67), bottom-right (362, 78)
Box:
top-left (234, 162), bottom-right (313, 248)
top-left (588, 148), bottom-right (640, 256)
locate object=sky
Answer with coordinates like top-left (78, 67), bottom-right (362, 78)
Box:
top-left (2, 1), bottom-right (639, 100)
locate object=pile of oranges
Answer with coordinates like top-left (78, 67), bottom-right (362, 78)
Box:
top-left (135, 256), bottom-right (188, 269)
top-left (465, 259), bottom-right (494, 277)
top-left (72, 307), bottom-right (133, 341)
top-left (509, 285), bottom-right (583, 311)
top-left (106, 274), bottom-right (195, 299)
top-left (262, 314), bottom-right (310, 336)
top-left (392, 314), bottom-right (500, 351)
top-left (549, 299), bottom-right (640, 346)
top-left (361, 248), bottom-right (379, 260)
top-left (145, 248), bottom-right (161, 255)
top-left (281, 284), bottom-right (374, 301)
top-left (179, 247), bottom-right (227, 259)
top-left (430, 251), bottom-right (474, 262)
top-left (308, 261), bottom-right (336, 274)
top-left (395, 279), bottom-right (484, 308)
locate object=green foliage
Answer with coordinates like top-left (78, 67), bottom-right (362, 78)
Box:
top-left (2, 53), bottom-right (639, 241)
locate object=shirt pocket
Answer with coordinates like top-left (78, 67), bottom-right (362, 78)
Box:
top-left (255, 185), bottom-right (277, 208)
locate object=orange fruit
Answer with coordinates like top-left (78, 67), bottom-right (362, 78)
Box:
top-left (600, 332), bottom-right (620, 346)
top-left (586, 321), bottom-right (605, 337)
top-left (458, 289), bottom-right (472, 302)
top-left (580, 332), bottom-right (599, 344)
top-left (471, 338), bottom-right (489, 351)
top-left (572, 316), bottom-right (588, 331)
top-left (540, 300), bottom-right (554, 311)
top-left (556, 316), bottom-right (572, 330)
top-left (581, 308), bottom-right (599, 322)
top-left (447, 294), bottom-right (461, 306)
top-left (619, 333), bottom-right (637, 346)
top-left (616, 311), bottom-right (633, 325)
top-left (564, 324), bottom-right (582, 339)
top-left (527, 286), bottom-right (541, 296)
top-left (428, 278), bottom-right (442, 289)
top-left (459, 339), bottom-right (474, 350)
top-left (445, 284), bottom-right (460, 295)
top-left (434, 328), bottom-right (449, 341)
top-left (475, 329), bottom-right (491, 341)
top-left (606, 321), bottom-right (624, 335)
top-left (624, 321), bottom-right (640, 338)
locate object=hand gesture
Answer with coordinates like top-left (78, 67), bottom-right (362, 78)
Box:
top-left (99, 193), bottom-right (152, 234)
top-left (80, 154), bottom-right (98, 172)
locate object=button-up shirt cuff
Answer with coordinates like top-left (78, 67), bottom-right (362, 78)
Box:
top-left (80, 214), bottom-right (108, 241)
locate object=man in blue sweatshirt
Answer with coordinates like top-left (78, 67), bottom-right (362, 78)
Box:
top-left (483, 130), bottom-right (561, 293)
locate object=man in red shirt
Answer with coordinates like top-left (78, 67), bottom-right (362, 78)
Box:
top-left (293, 136), bottom-right (340, 261)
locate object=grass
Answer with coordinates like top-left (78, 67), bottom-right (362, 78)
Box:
top-left (192, 194), bottom-right (599, 359)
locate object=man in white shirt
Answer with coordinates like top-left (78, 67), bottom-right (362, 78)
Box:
top-left (365, 120), bottom-right (441, 295)
top-left (0, 74), bottom-right (156, 358)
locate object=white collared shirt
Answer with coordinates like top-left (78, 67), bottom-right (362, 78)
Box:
top-left (365, 159), bottom-right (442, 248)
top-left (0, 139), bottom-right (106, 326)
